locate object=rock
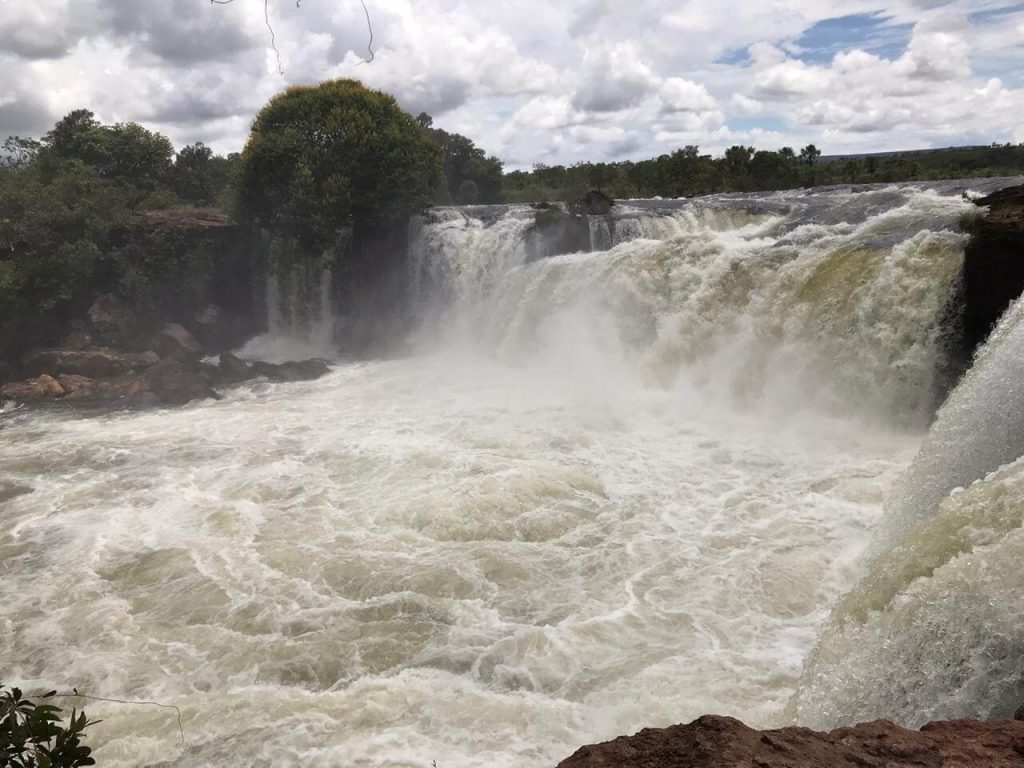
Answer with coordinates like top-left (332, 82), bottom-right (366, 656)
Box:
top-left (21, 349), bottom-right (160, 379)
top-left (570, 190), bottom-right (616, 216)
top-left (153, 323), bottom-right (203, 360)
top-left (218, 352), bottom-right (253, 382)
top-left (1, 380), bottom-right (42, 402)
top-left (960, 184), bottom-right (1024, 355)
top-left (556, 714), bottom-right (1024, 768)
top-left (193, 306), bottom-right (253, 353)
top-left (61, 329), bottom-right (94, 351)
top-left (251, 358), bottom-right (331, 382)
top-left (143, 359), bottom-right (218, 405)
top-left (56, 374), bottom-right (97, 400)
top-left (34, 374), bottom-right (64, 398)
top-left (528, 206), bottom-right (591, 260)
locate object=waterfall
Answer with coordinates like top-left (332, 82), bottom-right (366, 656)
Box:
top-left (792, 255), bottom-right (1024, 729)
top-left (407, 187), bottom-right (973, 424)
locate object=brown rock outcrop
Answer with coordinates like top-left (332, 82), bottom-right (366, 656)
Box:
top-left (556, 714), bottom-right (1024, 768)
top-left (21, 348), bottom-right (160, 379)
top-left (153, 323), bottom-right (203, 360)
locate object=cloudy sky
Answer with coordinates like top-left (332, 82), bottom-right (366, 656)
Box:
top-left (2, 0), bottom-right (1023, 168)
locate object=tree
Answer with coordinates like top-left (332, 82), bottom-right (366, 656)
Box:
top-left (39, 110), bottom-right (174, 195)
top-left (171, 143), bottom-right (234, 206)
top-left (417, 113), bottom-right (503, 203)
top-left (235, 79), bottom-right (441, 247)
top-left (799, 144), bottom-right (822, 166)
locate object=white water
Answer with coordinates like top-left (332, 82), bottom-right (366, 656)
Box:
top-left (0, 181), bottom-right (1017, 766)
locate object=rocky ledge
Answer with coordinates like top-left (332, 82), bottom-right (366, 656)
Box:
top-left (557, 714), bottom-right (1024, 768)
top-left (1, 294), bottom-right (332, 409)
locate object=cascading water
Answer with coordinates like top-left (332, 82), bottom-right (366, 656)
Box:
top-left (1, 179), bottom-right (1020, 767)
top-left (791, 294), bottom-right (1024, 729)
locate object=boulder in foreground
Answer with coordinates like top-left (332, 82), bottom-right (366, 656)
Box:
top-left (557, 714), bottom-right (1024, 768)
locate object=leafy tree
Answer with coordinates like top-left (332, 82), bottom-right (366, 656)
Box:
top-left (1, 684), bottom-right (97, 767)
top-left (40, 111), bottom-right (174, 195)
top-left (417, 113), bottom-right (503, 204)
top-left (235, 79), bottom-right (442, 248)
top-left (799, 144), bottom-right (822, 166)
top-left (171, 143), bottom-right (235, 206)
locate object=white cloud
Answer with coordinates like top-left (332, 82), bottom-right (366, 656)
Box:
top-left (0, 0), bottom-right (1022, 167)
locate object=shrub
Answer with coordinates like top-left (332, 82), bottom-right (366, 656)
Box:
top-left (0, 684), bottom-right (97, 768)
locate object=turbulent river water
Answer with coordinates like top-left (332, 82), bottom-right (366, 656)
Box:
top-left (3, 180), bottom-right (1024, 766)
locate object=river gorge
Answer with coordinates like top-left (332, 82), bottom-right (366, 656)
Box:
top-left (3, 180), bottom-right (1024, 766)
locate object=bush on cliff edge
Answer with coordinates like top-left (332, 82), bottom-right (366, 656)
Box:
top-left (234, 79), bottom-right (442, 250)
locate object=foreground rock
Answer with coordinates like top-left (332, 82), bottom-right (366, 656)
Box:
top-left (557, 714), bottom-right (1024, 768)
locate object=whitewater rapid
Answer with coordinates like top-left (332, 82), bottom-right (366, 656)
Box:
top-left (1, 180), bottom-right (1020, 766)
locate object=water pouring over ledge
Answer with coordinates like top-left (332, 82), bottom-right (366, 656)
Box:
top-left (0, 180), bottom-right (1021, 767)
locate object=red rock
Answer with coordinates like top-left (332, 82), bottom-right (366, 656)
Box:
top-left (556, 714), bottom-right (1024, 768)
top-left (56, 374), bottom-right (97, 399)
top-left (153, 323), bottom-right (203, 360)
top-left (21, 349), bottom-right (159, 379)
top-left (34, 374), bottom-right (64, 398)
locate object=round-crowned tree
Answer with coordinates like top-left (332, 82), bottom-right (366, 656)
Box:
top-left (235, 79), bottom-right (441, 248)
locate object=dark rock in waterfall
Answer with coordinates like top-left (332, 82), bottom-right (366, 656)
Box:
top-left (556, 713), bottom-right (1024, 768)
top-left (218, 352), bottom-right (254, 382)
top-left (251, 359), bottom-right (331, 382)
top-left (961, 184), bottom-right (1024, 355)
top-left (21, 348), bottom-right (160, 379)
top-left (153, 323), bottom-right (203, 360)
top-left (192, 304), bottom-right (253, 353)
top-left (528, 206), bottom-right (591, 260)
top-left (569, 190), bottom-right (616, 216)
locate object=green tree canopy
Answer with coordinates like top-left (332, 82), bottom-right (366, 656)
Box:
top-left (235, 79), bottom-right (442, 247)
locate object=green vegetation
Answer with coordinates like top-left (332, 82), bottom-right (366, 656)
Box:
top-left (504, 142), bottom-right (1024, 202)
top-left (1, 684), bottom-right (97, 767)
top-left (0, 110), bottom-right (239, 360)
top-left (235, 79), bottom-right (442, 249)
top-left (416, 113), bottom-right (503, 204)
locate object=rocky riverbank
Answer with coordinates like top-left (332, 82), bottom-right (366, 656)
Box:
top-left (0, 292), bottom-right (331, 408)
top-left (557, 712), bottom-right (1024, 767)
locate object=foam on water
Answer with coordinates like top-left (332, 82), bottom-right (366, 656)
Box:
top-left (0, 181), bottom-right (1012, 766)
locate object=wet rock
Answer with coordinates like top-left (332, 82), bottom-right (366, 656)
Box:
top-left (556, 714), bottom-right (1024, 768)
top-left (153, 323), bottom-right (203, 360)
top-left (569, 189), bottom-right (616, 216)
top-left (218, 352), bottom-right (253, 382)
top-left (1, 380), bottom-right (42, 402)
top-left (56, 374), bottom-right (97, 400)
top-left (34, 374), bottom-right (64, 398)
top-left (143, 359), bottom-right (219, 405)
top-left (961, 184), bottom-right (1024, 355)
top-left (251, 358), bottom-right (331, 382)
top-left (528, 206), bottom-right (591, 260)
top-left (192, 304), bottom-right (250, 352)
top-left (21, 349), bottom-right (160, 379)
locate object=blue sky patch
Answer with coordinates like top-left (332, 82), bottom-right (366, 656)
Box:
top-left (792, 13), bottom-right (913, 63)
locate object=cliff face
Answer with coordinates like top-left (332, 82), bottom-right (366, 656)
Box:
top-left (961, 185), bottom-right (1024, 354)
top-left (557, 713), bottom-right (1024, 768)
